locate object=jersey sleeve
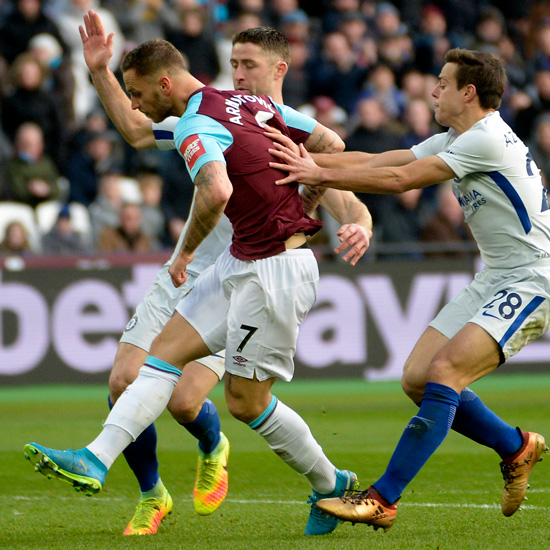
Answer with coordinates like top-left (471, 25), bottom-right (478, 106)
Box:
top-left (174, 99), bottom-right (233, 180)
top-left (437, 126), bottom-right (504, 179)
top-left (411, 132), bottom-right (449, 159)
top-left (273, 102), bottom-right (316, 143)
top-left (152, 116), bottom-right (179, 150)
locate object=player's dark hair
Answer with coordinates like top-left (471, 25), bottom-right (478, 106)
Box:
top-left (121, 39), bottom-right (186, 76)
top-left (444, 48), bottom-right (506, 110)
top-left (232, 27), bottom-right (291, 65)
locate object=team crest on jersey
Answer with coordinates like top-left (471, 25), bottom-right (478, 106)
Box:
top-left (180, 135), bottom-right (206, 170)
top-left (124, 315), bottom-right (138, 332)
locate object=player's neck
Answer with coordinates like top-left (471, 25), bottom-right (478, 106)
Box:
top-left (453, 108), bottom-right (495, 135)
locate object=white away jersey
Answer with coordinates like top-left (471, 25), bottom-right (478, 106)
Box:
top-left (411, 112), bottom-right (550, 268)
top-left (152, 117), bottom-right (232, 276)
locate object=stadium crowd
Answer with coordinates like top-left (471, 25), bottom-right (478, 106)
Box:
top-left (0, 0), bottom-right (548, 259)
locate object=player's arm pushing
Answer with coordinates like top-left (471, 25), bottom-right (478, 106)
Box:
top-left (267, 123), bottom-right (373, 265)
top-left (270, 143), bottom-right (454, 194)
top-left (79, 9), bottom-right (157, 149)
top-left (169, 161), bottom-right (232, 287)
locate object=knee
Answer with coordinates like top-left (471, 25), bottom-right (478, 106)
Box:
top-left (108, 368), bottom-right (135, 403)
top-left (401, 362), bottom-right (426, 404)
top-left (167, 392), bottom-right (203, 424)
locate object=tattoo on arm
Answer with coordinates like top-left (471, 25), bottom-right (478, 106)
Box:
top-left (182, 162), bottom-right (227, 253)
top-left (301, 184), bottom-right (327, 214)
top-left (306, 131), bottom-right (339, 153)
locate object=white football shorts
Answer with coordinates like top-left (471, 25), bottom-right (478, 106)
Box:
top-left (120, 264), bottom-right (225, 379)
top-left (429, 259), bottom-right (550, 361)
top-left (176, 247), bottom-right (319, 382)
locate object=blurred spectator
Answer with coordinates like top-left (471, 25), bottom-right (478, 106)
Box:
top-left (468, 6), bottom-right (507, 52)
top-left (0, 0), bottom-right (68, 66)
top-left (5, 122), bottom-right (62, 207)
top-left (360, 63), bottom-right (407, 119)
top-left (373, 2), bottom-right (407, 40)
top-left (298, 95), bottom-right (348, 140)
top-left (98, 202), bottom-right (155, 253)
top-left (28, 32), bottom-right (76, 132)
top-left (421, 182), bottom-right (475, 257)
top-left (282, 39), bottom-right (312, 108)
top-left (136, 169), bottom-right (166, 247)
top-left (165, 6), bottom-right (221, 85)
top-left (345, 96), bottom-right (401, 153)
top-left (308, 30), bottom-right (369, 114)
top-left (268, 0), bottom-right (301, 29)
top-left (413, 4), bottom-right (456, 75)
top-left (89, 172), bottom-right (123, 243)
top-left (345, 96), bottom-right (402, 223)
top-left (41, 203), bottom-right (90, 255)
top-left (399, 97), bottom-right (436, 149)
top-left (65, 130), bottom-right (124, 206)
top-left (0, 220), bottom-right (33, 255)
top-left (279, 9), bottom-right (311, 44)
top-left (514, 68), bottom-right (550, 141)
top-left (118, 0), bottom-right (175, 44)
top-left (1, 53), bottom-right (66, 168)
top-left (53, 0), bottom-right (126, 122)
top-left (375, 188), bottom-right (433, 259)
top-left (321, 0), bottom-right (362, 34)
top-left (527, 114), bottom-right (550, 187)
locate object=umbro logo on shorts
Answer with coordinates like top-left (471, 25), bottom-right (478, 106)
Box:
top-left (232, 355), bottom-right (248, 364)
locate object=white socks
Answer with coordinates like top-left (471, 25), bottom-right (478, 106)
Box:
top-left (251, 398), bottom-right (337, 493)
top-left (87, 364), bottom-right (180, 469)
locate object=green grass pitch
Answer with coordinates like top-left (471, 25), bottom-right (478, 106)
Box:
top-left (1, 374), bottom-right (548, 550)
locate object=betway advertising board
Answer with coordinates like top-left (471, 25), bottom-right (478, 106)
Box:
top-left (1, 258), bottom-right (549, 385)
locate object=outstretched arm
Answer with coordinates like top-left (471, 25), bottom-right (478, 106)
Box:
top-left (270, 142), bottom-right (454, 193)
top-left (79, 10), bottom-right (157, 149)
top-left (169, 161), bottom-right (232, 287)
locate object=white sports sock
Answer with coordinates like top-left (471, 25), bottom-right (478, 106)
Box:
top-left (87, 365), bottom-right (180, 468)
top-left (251, 398), bottom-right (336, 493)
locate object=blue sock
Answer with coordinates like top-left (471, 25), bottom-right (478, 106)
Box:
top-left (451, 388), bottom-right (523, 459)
top-left (108, 395), bottom-right (159, 493)
top-left (374, 382), bottom-right (459, 504)
top-left (180, 398), bottom-right (221, 454)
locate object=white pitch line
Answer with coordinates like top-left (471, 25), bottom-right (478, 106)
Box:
top-left (9, 495), bottom-right (548, 510)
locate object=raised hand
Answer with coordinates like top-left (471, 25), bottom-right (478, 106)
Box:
top-left (79, 9), bottom-right (115, 73)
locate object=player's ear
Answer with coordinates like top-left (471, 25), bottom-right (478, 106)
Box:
top-left (464, 83), bottom-right (476, 103)
top-left (274, 61), bottom-right (288, 80)
top-left (159, 75), bottom-right (172, 95)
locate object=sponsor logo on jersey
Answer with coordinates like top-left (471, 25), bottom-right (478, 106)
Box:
top-left (180, 135), bottom-right (206, 170)
top-left (124, 315), bottom-right (138, 332)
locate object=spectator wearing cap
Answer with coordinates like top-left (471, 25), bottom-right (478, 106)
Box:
top-left (280, 9), bottom-right (311, 43)
top-left (42, 203), bottom-right (90, 255)
top-left (28, 32), bottom-right (76, 133)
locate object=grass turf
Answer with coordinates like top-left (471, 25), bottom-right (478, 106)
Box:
top-left (1, 374), bottom-right (549, 550)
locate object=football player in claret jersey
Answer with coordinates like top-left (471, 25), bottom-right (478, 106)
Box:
top-left (268, 48), bottom-right (550, 530)
top-left (24, 24), bottom-right (369, 537)
top-left (25, 11), bottom-right (370, 538)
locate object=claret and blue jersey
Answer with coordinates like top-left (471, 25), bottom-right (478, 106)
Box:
top-left (173, 86), bottom-right (323, 261)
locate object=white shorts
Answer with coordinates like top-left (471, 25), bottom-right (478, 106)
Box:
top-left (176, 247), bottom-right (319, 382)
top-left (430, 260), bottom-right (550, 362)
top-left (120, 264), bottom-right (225, 379)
